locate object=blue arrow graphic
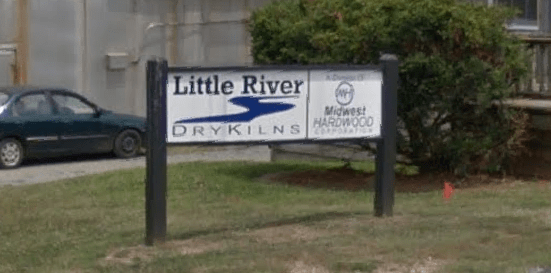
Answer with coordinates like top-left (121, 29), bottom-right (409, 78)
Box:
top-left (175, 96), bottom-right (298, 124)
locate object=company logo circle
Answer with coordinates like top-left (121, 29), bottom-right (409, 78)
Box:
top-left (335, 81), bottom-right (354, 106)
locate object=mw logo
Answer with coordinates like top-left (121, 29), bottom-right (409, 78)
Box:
top-left (335, 81), bottom-right (354, 106)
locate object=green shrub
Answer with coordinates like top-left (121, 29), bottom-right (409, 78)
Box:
top-left (249, 0), bottom-right (531, 174)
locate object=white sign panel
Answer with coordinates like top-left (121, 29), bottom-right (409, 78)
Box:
top-left (167, 69), bottom-right (308, 143)
top-left (167, 68), bottom-right (382, 143)
top-left (308, 70), bottom-right (382, 140)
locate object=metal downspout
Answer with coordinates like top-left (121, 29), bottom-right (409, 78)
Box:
top-left (16, 0), bottom-right (28, 84)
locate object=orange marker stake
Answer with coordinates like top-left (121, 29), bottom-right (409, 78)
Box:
top-left (443, 182), bottom-right (455, 200)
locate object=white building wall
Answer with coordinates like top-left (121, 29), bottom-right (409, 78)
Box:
top-left (0, 0), bottom-right (16, 43)
top-left (0, 0), bottom-right (273, 116)
top-left (0, 0), bottom-right (17, 86)
top-left (28, 0), bottom-right (79, 90)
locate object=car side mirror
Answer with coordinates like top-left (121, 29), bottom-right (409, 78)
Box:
top-left (94, 108), bottom-right (103, 118)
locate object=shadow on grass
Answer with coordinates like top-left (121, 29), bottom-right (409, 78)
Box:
top-left (213, 161), bottom-right (449, 193)
top-left (213, 161), bottom-right (333, 180)
top-left (170, 210), bottom-right (370, 241)
top-left (214, 161), bottom-right (376, 192)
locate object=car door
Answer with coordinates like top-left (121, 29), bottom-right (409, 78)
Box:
top-left (7, 92), bottom-right (64, 156)
top-left (50, 91), bottom-right (111, 154)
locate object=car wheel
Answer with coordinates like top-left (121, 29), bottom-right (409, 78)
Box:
top-left (113, 129), bottom-right (142, 158)
top-left (0, 138), bottom-right (24, 169)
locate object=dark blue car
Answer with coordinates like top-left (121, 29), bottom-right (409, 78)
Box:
top-left (0, 86), bottom-right (146, 169)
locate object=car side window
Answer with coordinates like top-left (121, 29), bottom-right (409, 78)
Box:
top-left (52, 94), bottom-right (96, 115)
top-left (11, 94), bottom-right (52, 117)
top-left (0, 92), bottom-right (8, 106)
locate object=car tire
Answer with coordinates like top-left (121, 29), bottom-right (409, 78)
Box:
top-left (113, 129), bottom-right (142, 158)
top-left (0, 138), bottom-right (24, 169)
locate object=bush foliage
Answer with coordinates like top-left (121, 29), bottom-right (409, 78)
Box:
top-left (249, 0), bottom-right (531, 174)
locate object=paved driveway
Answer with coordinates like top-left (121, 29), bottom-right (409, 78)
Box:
top-left (0, 146), bottom-right (271, 186)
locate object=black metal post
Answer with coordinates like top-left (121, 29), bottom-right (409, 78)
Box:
top-left (374, 54), bottom-right (399, 217)
top-left (145, 59), bottom-right (168, 245)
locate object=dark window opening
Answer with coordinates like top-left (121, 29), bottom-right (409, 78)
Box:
top-left (496, 0), bottom-right (538, 27)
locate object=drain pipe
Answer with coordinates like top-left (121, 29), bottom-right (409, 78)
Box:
top-left (130, 19), bottom-right (247, 65)
top-left (0, 44), bottom-right (17, 84)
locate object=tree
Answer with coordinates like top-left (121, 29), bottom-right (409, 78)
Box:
top-left (249, 0), bottom-right (530, 174)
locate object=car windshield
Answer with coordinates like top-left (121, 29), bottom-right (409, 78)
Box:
top-left (0, 91), bottom-right (8, 106)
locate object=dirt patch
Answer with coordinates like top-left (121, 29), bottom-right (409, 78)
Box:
top-left (374, 257), bottom-right (447, 273)
top-left (161, 239), bottom-right (224, 255)
top-left (103, 245), bottom-right (156, 265)
top-left (327, 215), bottom-right (410, 231)
top-left (101, 239), bottom-right (224, 266)
top-left (101, 225), bottom-right (332, 266)
top-left (288, 260), bottom-right (331, 273)
top-left (260, 166), bottom-right (514, 193)
top-left (248, 224), bottom-right (335, 245)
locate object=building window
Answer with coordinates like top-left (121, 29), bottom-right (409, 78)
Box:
top-left (494, 0), bottom-right (538, 31)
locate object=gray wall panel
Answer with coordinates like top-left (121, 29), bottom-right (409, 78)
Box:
top-left (178, 24), bottom-right (205, 66)
top-left (28, 0), bottom-right (78, 90)
top-left (206, 0), bottom-right (247, 22)
top-left (129, 0), bottom-right (168, 116)
top-left (85, 0), bottom-right (130, 112)
top-left (0, 51), bottom-right (14, 86)
top-left (201, 22), bottom-right (251, 66)
top-left (0, 0), bottom-right (16, 43)
top-left (129, 0), bottom-right (167, 116)
top-left (249, 0), bottom-right (274, 9)
top-left (177, 0), bottom-right (253, 67)
top-left (177, 0), bottom-right (204, 66)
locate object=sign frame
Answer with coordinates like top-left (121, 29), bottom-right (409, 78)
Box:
top-left (166, 65), bottom-right (384, 145)
top-left (145, 55), bottom-right (398, 245)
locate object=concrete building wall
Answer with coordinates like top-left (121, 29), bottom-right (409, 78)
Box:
top-left (0, 0), bottom-right (16, 86)
top-left (0, 0), bottom-right (16, 43)
top-left (86, 0), bottom-right (132, 114)
top-left (28, 0), bottom-right (79, 89)
top-left (23, 0), bottom-right (166, 116)
top-left (100, 0), bottom-right (269, 116)
top-left (0, 0), bottom-right (271, 116)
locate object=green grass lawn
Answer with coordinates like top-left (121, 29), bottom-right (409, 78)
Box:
top-left (1, 160), bottom-right (550, 273)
